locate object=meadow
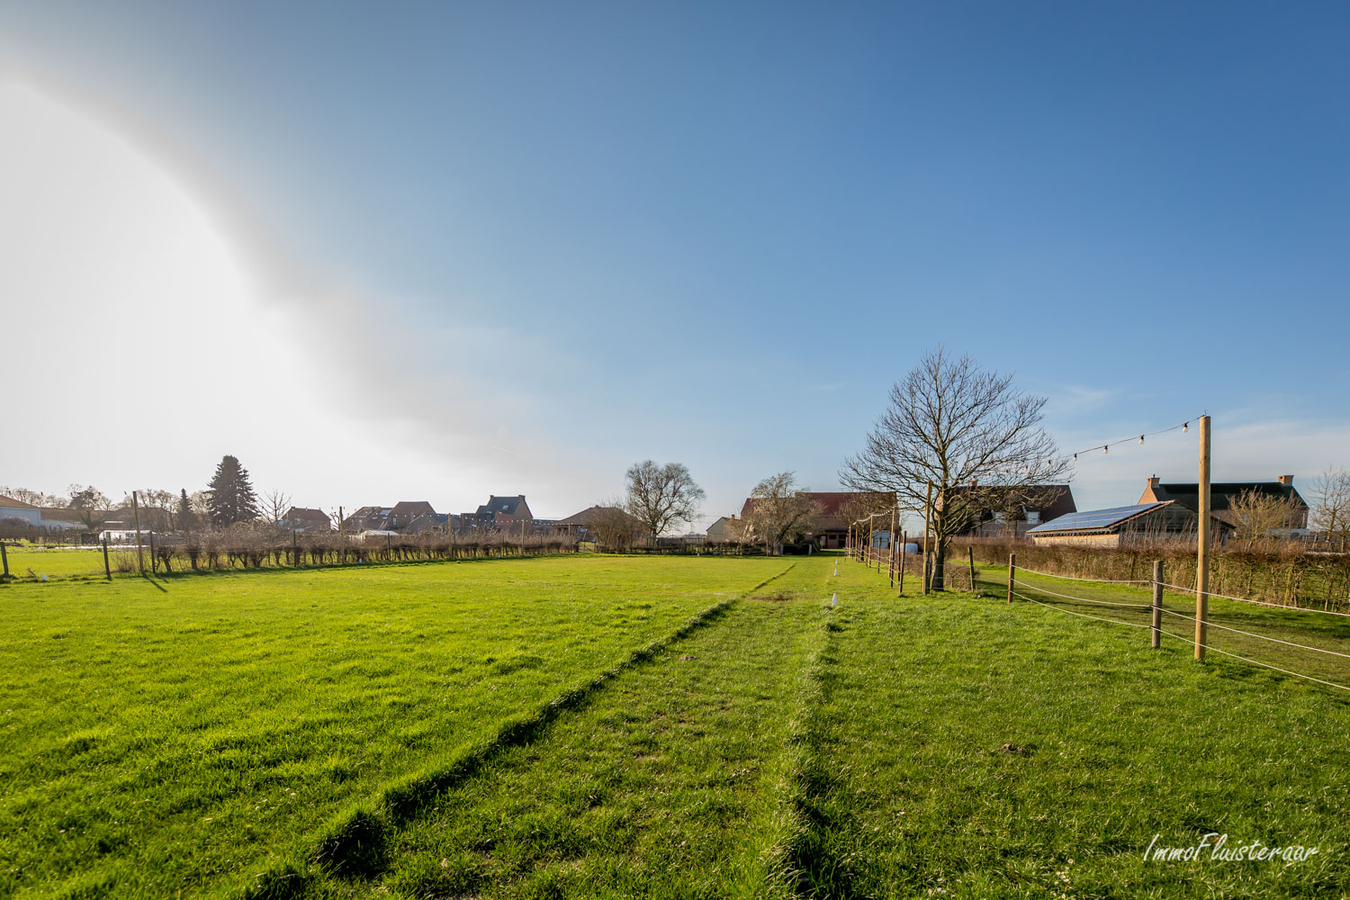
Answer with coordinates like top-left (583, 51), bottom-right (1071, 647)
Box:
top-left (2, 553), bottom-right (1349, 898)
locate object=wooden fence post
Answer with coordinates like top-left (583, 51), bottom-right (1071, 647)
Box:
top-left (131, 490), bottom-right (146, 575)
top-left (898, 531), bottom-right (906, 595)
top-left (148, 531), bottom-right (156, 574)
top-left (922, 482), bottom-right (933, 595)
top-left (968, 546), bottom-right (977, 595)
top-left (1195, 414), bottom-right (1211, 660)
top-left (889, 508), bottom-right (896, 588)
top-left (1152, 559), bottom-right (1163, 649)
top-left (102, 536), bottom-right (111, 581)
top-left (1007, 552), bottom-right (1016, 603)
top-left (0, 541), bottom-right (8, 578)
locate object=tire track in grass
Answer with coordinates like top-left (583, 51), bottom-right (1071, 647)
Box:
top-left (301, 562), bottom-right (831, 899)
top-left (235, 563), bottom-right (800, 900)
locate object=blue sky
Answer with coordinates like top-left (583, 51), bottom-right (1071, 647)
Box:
top-left (2, 1), bottom-right (1347, 525)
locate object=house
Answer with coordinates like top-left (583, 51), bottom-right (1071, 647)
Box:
top-left (280, 507), bottom-right (332, 533)
top-left (406, 513), bottom-right (454, 534)
top-left (342, 502), bottom-right (439, 533)
top-left (553, 505), bottom-right (639, 537)
top-left (706, 515), bottom-right (741, 542)
top-left (945, 484), bottom-right (1077, 537)
top-left (738, 492), bottom-right (887, 550)
top-left (1138, 475), bottom-right (1308, 531)
top-left (461, 495), bottom-right (533, 531)
top-left (1027, 501), bottom-right (1231, 547)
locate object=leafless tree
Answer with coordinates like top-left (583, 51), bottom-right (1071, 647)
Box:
top-left (743, 472), bottom-right (822, 555)
top-left (1229, 488), bottom-right (1300, 547)
top-left (0, 486), bottom-right (46, 506)
top-left (624, 460), bottom-right (705, 537)
top-left (1310, 467), bottom-right (1350, 548)
top-left (126, 489), bottom-right (177, 532)
top-left (841, 348), bottom-right (1070, 590)
top-left (263, 489), bottom-right (294, 527)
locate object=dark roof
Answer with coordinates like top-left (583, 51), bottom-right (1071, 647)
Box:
top-left (555, 506), bottom-right (641, 528)
top-left (1029, 502), bottom-right (1173, 535)
top-left (0, 495), bottom-right (37, 508)
top-left (39, 507), bottom-right (87, 524)
top-left (284, 507), bottom-right (330, 525)
top-left (1151, 482), bottom-right (1306, 512)
top-left (391, 501), bottom-right (436, 518)
top-left (477, 495), bottom-right (525, 516)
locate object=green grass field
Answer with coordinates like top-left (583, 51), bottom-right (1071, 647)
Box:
top-left (2, 553), bottom-right (1349, 898)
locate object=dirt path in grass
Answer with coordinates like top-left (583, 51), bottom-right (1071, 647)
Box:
top-left (316, 562), bottom-right (835, 900)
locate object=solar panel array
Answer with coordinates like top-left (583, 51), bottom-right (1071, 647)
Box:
top-left (1027, 501), bottom-right (1169, 534)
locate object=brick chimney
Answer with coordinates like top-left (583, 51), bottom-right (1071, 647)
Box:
top-left (1277, 475), bottom-right (1294, 486)
top-left (1147, 475), bottom-right (1160, 489)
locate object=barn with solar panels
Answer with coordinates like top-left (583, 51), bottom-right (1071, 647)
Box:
top-left (1026, 500), bottom-right (1228, 548)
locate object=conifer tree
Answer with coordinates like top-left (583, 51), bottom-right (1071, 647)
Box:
top-left (206, 455), bottom-right (259, 527)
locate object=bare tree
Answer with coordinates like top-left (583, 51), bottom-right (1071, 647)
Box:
top-left (263, 489), bottom-right (294, 527)
top-left (0, 486), bottom-right (45, 506)
top-left (1229, 488), bottom-right (1299, 547)
top-left (1310, 467), bottom-right (1350, 548)
top-left (742, 472), bottom-right (822, 555)
top-left (841, 348), bottom-right (1070, 590)
top-left (624, 460), bottom-right (705, 537)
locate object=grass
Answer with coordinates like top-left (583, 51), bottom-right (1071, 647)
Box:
top-left (4, 553), bottom-right (1350, 898)
top-left (2, 546), bottom-right (115, 579)
top-left (796, 559), bottom-right (1350, 898)
top-left (0, 555), bottom-right (790, 898)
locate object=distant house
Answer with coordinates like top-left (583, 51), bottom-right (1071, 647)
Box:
top-left (343, 502), bottom-right (439, 533)
top-left (945, 484), bottom-right (1077, 537)
top-left (280, 507), bottom-right (332, 533)
top-left (706, 516), bottom-right (740, 542)
top-left (1027, 501), bottom-right (1228, 547)
top-left (738, 492), bottom-right (885, 550)
top-left (1138, 475), bottom-right (1308, 532)
top-left (461, 495), bottom-right (533, 531)
top-left (552, 505), bottom-right (639, 540)
top-left (406, 512), bottom-right (453, 534)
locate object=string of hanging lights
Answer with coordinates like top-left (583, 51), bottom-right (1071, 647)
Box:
top-left (1067, 415), bottom-right (1203, 462)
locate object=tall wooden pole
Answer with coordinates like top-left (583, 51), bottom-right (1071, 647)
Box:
top-left (1195, 415), bottom-right (1211, 660)
top-left (0, 541), bottom-right (8, 578)
top-left (131, 490), bottom-right (146, 575)
top-left (1007, 552), bottom-right (1016, 603)
top-left (922, 481), bottom-right (933, 595)
top-left (102, 536), bottom-right (111, 580)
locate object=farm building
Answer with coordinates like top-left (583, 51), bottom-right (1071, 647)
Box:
top-left (1027, 501), bottom-right (1234, 547)
top-left (342, 501), bottom-right (438, 533)
top-left (1138, 475), bottom-right (1308, 531)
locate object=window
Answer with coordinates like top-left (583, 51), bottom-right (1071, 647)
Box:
top-left (1026, 510), bottom-right (1041, 525)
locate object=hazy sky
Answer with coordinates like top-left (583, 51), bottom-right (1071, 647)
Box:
top-left (2, 2), bottom-right (1347, 525)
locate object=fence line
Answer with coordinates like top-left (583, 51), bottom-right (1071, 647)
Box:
top-left (1011, 580), bottom-right (1152, 609)
top-left (1156, 580), bottom-right (1350, 619)
top-left (1010, 562), bottom-right (1350, 694)
top-left (1014, 566), bottom-right (1149, 586)
top-left (1013, 590), bottom-right (1154, 629)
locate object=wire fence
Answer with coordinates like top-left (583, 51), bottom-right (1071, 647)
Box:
top-left (1008, 565), bottom-right (1350, 695)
